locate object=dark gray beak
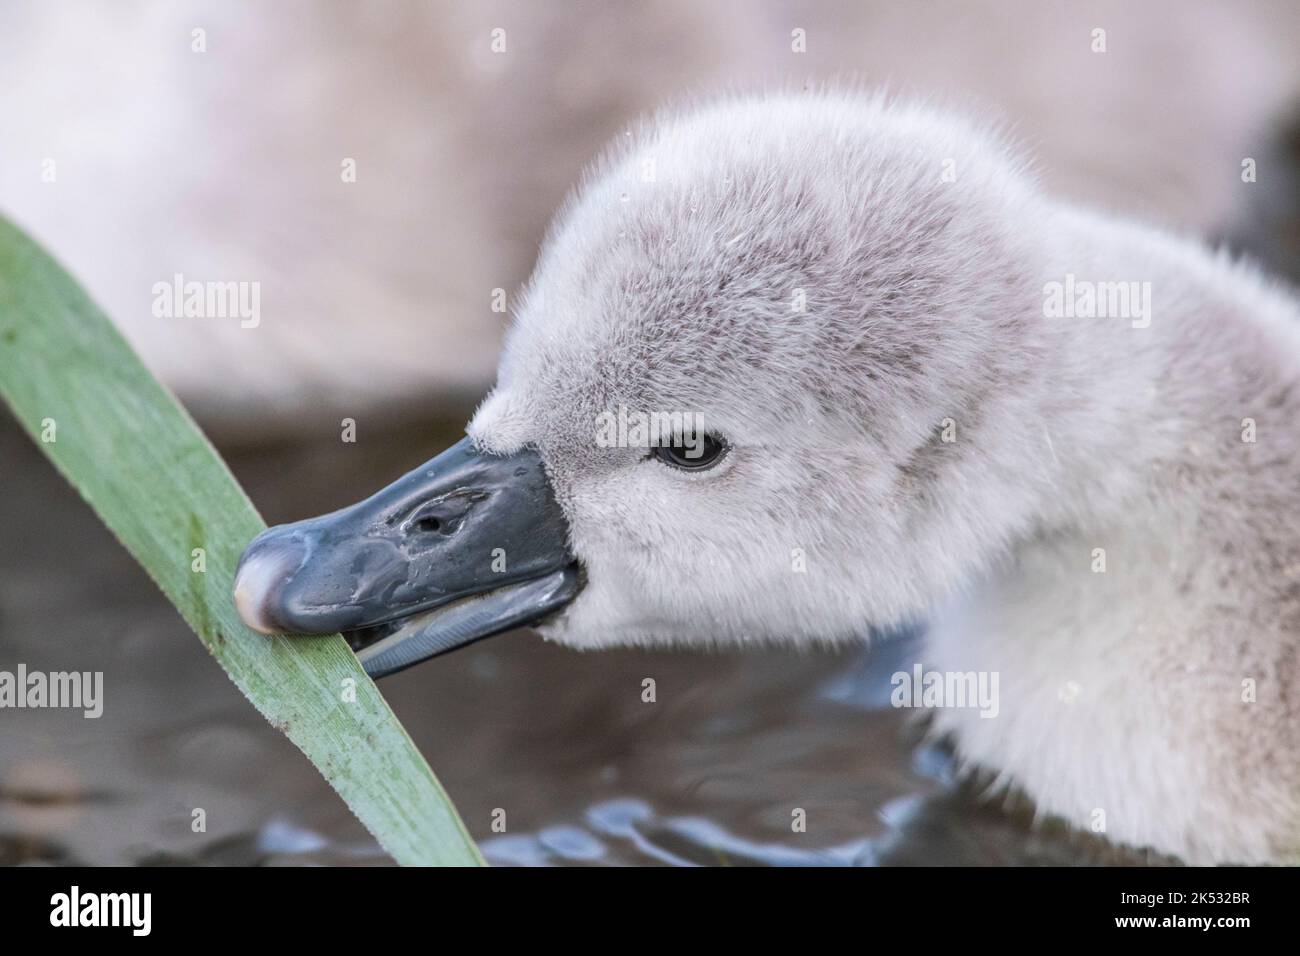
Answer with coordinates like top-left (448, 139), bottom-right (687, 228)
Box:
top-left (233, 437), bottom-right (583, 678)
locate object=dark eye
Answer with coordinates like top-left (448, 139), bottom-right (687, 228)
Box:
top-left (653, 433), bottom-right (729, 471)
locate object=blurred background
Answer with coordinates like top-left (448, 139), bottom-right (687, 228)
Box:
top-left (2, 0), bottom-right (1298, 865)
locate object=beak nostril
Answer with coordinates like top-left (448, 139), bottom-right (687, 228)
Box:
top-left (408, 490), bottom-right (489, 537)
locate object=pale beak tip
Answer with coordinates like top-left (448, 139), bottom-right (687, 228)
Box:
top-left (233, 537), bottom-right (304, 635)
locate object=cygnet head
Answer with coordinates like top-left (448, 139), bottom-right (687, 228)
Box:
top-left (236, 90), bottom-right (1059, 670)
top-left (475, 91), bottom-right (1056, 650)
